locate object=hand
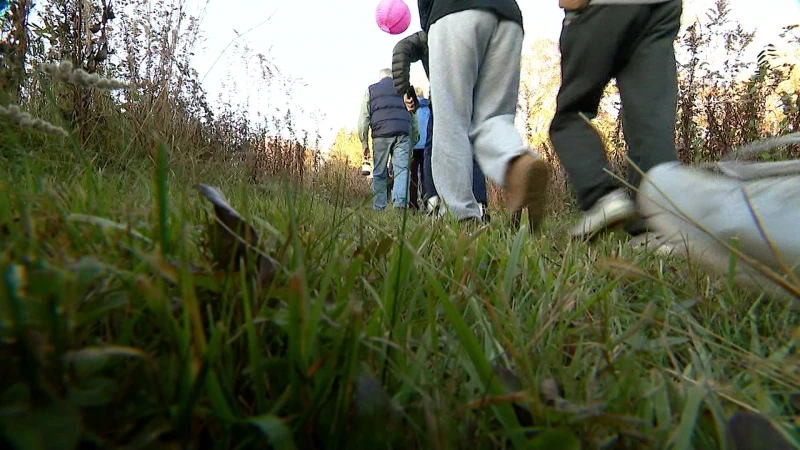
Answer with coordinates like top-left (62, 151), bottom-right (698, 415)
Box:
top-left (404, 94), bottom-right (416, 113)
top-left (363, 147), bottom-right (370, 159)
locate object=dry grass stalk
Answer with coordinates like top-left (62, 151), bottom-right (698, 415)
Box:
top-left (0, 103), bottom-right (69, 137)
top-left (40, 60), bottom-right (130, 90)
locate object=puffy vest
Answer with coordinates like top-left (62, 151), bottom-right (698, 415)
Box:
top-left (414, 98), bottom-right (431, 149)
top-left (368, 77), bottom-right (412, 138)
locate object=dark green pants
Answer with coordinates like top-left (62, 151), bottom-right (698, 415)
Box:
top-left (549, 1), bottom-right (682, 234)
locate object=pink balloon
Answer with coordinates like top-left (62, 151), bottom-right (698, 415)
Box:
top-left (375, 0), bottom-right (411, 35)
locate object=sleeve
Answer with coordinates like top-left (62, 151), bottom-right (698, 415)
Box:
top-left (392, 31), bottom-right (426, 95)
top-left (418, 0), bottom-right (432, 30)
top-left (358, 89), bottom-right (371, 147)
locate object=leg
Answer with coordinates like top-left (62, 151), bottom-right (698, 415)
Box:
top-left (548, 6), bottom-right (641, 211)
top-left (617, 0), bottom-right (682, 235)
top-left (418, 149), bottom-right (427, 203)
top-left (470, 16), bottom-right (550, 227)
top-left (472, 157), bottom-right (488, 205)
top-left (371, 137), bottom-right (392, 210)
top-left (391, 135), bottom-right (412, 208)
top-left (423, 109), bottom-right (437, 202)
top-left (469, 16), bottom-right (530, 184)
top-left (428, 10), bottom-right (486, 220)
top-left (386, 157), bottom-right (393, 203)
top-left (409, 149), bottom-right (422, 209)
top-left (472, 157), bottom-right (491, 220)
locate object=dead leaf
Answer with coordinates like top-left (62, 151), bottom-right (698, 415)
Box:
top-left (196, 184), bottom-right (279, 287)
top-left (490, 365), bottom-right (533, 427)
top-left (728, 411), bottom-right (793, 450)
top-left (1, 216), bottom-right (21, 237)
top-left (352, 375), bottom-right (401, 420)
top-left (491, 365), bottom-right (523, 393)
top-left (789, 394), bottom-right (800, 412)
top-left (66, 345), bottom-right (146, 360)
top-left (348, 374), bottom-right (409, 448)
top-left (596, 257), bottom-right (650, 280)
top-left (352, 237), bottom-right (394, 262)
top-left (197, 184), bottom-right (258, 264)
top-left (540, 378), bottom-right (567, 408)
top-left (466, 392), bottom-right (530, 409)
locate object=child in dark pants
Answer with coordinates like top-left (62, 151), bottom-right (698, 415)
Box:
top-left (408, 88), bottom-right (429, 210)
top-left (548, 0), bottom-right (683, 242)
top-left (409, 149), bottom-right (425, 209)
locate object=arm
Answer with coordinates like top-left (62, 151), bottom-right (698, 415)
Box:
top-left (357, 89), bottom-right (371, 153)
top-left (392, 31), bottom-right (427, 95)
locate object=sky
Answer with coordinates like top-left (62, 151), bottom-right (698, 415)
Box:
top-left (185, 0), bottom-right (800, 149)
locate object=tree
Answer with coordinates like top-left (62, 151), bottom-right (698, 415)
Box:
top-left (328, 127), bottom-right (364, 167)
top-left (517, 38), bottom-right (561, 153)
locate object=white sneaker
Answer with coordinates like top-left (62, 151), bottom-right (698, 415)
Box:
top-left (569, 189), bottom-right (637, 238)
top-left (426, 196), bottom-right (440, 215)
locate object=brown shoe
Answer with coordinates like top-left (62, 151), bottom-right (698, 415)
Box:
top-left (505, 152), bottom-right (550, 229)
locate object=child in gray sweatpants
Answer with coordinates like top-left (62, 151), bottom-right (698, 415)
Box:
top-left (419, 0), bottom-right (550, 226)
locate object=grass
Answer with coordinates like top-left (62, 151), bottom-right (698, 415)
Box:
top-left (3, 0), bottom-right (800, 447)
top-left (1, 146), bottom-right (799, 450)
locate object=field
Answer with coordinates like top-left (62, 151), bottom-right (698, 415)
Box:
top-left (1, 146), bottom-right (799, 449)
top-left (2, 0), bottom-right (800, 447)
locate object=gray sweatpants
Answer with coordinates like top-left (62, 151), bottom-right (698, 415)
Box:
top-left (428, 9), bottom-right (538, 220)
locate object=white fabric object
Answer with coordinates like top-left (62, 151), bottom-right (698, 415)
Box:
top-left (638, 161), bottom-right (800, 306)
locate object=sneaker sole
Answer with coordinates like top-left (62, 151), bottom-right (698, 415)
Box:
top-left (569, 196), bottom-right (637, 240)
top-left (511, 159), bottom-right (550, 230)
top-left (570, 211), bottom-right (636, 240)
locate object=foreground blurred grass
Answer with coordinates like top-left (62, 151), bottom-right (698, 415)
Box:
top-left (1, 146), bottom-right (799, 450)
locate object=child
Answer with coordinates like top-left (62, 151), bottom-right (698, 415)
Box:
top-left (419, 0), bottom-right (550, 225)
top-left (409, 86), bottom-right (429, 210)
top-left (391, 30), bottom-right (492, 219)
top-left (548, 0), bottom-right (683, 240)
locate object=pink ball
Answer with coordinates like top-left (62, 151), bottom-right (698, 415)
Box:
top-left (375, 0), bottom-right (411, 35)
